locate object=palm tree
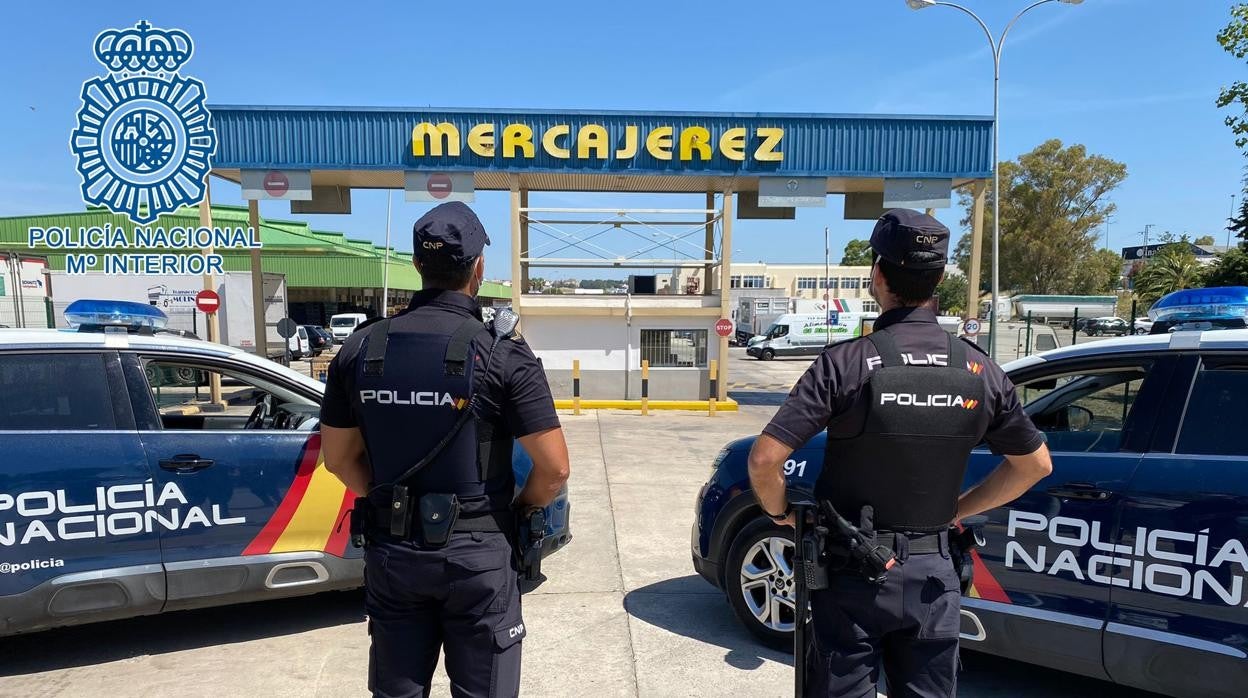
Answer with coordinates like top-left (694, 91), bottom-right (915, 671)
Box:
top-left (1132, 244), bottom-right (1202, 304)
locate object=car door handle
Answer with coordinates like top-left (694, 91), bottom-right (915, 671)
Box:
top-left (159, 455), bottom-right (215, 473)
top-left (1046, 482), bottom-right (1111, 501)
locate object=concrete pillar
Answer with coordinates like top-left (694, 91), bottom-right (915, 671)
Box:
top-left (519, 189), bottom-right (530, 296)
top-left (968, 180), bottom-right (987, 321)
top-left (704, 192), bottom-right (715, 295)
top-left (718, 191), bottom-right (734, 401)
top-left (247, 199), bottom-right (267, 358)
top-left (198, 176), bottom-right (222, 405)
top-left (510, 178), bottom-right (522, 315)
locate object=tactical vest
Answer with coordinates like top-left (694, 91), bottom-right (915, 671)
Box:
top-left (351, 311), bottom-right (514, 517)
top-left (821, 329), bottom-right (987, 533)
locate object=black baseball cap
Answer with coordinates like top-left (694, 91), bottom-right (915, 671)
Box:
top-left (869, 209), bottom-right (949, 270)
top-left (412, 202), bottom-right (491, 265)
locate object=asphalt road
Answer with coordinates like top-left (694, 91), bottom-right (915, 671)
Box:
top-left (0, 402), bottom-right (1159, 697)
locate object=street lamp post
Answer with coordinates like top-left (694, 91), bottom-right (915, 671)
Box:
top-left (907, 0), bottom-right (1083, 360)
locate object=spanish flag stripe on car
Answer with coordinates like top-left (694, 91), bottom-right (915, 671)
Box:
top-left (967, 549), bottom-right (1010, 603)
top-left (242, 434), bottom-right (353, 557)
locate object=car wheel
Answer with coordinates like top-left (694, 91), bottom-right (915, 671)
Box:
top-left (761, 349), bottom-right (775, 361)
top-left (725, 517), bottom-right (798, 650)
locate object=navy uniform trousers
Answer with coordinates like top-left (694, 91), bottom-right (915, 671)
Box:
top-left (806, 536), bottom-right (962, 698)
top-left (365, 531), bottom-right (524, 698)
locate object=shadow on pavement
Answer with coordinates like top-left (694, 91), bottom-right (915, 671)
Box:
top-left (623, 575), bottom-right (789, 671)
top-left (0, 589), bottom-right (365, 676)
top-left (729, 390), bottom-right (790, 407)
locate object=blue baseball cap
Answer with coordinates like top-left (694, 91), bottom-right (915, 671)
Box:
top-left (412, 202), bottom-right (491, 265)
top-left (869, 209), bottom-right (949, 270)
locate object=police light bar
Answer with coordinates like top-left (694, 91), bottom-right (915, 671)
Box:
top-left (1148, 287), bottom-right (1248, 323)
top-left (65, 299), bottom-right (168, 331)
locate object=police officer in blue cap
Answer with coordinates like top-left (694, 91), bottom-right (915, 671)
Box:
top-left (748, 209), bottom-right (1053, 697)
top-left (321, 201), bottom-right (570, 697)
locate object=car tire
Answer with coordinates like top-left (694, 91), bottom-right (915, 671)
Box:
top-left (761, 349), bottom-right (775, 361)
top-left (1135, 328), bottom-right (1147, 335)
top-left (724, 517), bottom-right (798, 651)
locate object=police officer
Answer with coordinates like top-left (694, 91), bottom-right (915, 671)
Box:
top-left (320, 201), bottom-right (571, 698)
top-left (747, 209), bottom-right (1053, 698)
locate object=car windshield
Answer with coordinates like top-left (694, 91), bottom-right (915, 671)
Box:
top-left (330, 317), bottom-right (356, 327)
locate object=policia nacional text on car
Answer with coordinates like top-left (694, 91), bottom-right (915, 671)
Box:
top-left (320, 202), bottom-right (571, 698)
top-left (748, 210), bottom-right (1054, 698)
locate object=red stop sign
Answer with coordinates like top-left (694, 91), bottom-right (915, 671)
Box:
top-left (427, 173), bottom-right (453, 199)
top-left (263, 170), bottom-right (289, 197)
top-left (715, 318), bottom-right (733, 337)
top-left (196, 289), bottom-right (220, 314)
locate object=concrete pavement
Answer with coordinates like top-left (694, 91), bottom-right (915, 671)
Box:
top-left (0, 407), bottom-right (1147, 697)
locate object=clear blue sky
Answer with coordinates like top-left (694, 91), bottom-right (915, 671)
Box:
top-left (1, 0), bottom-right (1242, 281)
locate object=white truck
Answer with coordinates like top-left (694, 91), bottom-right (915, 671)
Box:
top-left (48, 270), bottom-right (291, 359)
top-left (745, 311), bottom-right (878, 359)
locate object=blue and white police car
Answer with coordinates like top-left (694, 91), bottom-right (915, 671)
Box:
top-left (693, 288), bottom-right (1248, 698)
top-left (0, 300), bottom-right (570, 636)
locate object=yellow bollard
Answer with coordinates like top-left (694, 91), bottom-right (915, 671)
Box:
top-left (641, 359), bottom-right (650, 416)
top-left (572, 359), bottom-right (582, 416)
top-left (708, 358), bottom-right (718, 417)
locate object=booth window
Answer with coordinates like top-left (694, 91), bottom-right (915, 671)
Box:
top-left (640, 329), bottom-right (708, 368)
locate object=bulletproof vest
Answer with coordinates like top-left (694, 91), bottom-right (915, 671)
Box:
top-left (821, 329), bottom-right (987, 533)
top-left (351, 308), bottom-right (514, 515)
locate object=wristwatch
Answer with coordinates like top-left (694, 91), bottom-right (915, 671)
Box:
top-left (765, 504), bottom-right (792, 522)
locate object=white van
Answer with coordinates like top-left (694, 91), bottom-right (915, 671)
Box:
top-left (286, 325), bottom-right (312, 359)
top-left (329, 313), bottom-right (368, 343)
top-left (745, 312), bottom-right (877, 359)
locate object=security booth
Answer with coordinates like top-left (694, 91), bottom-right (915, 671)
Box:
top-left (205, 106), bottom-right (993, 401)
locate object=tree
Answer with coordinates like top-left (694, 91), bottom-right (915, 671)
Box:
top-left (935, 273), bottom-right (968, 316)
top-left (1069, 248), bottom-right (1124, 294)
top-left (1227, 196), bottom-right (1248, 248)
top-left (1203, 246), bottom-right (1248, 286)
top-left (1132, 243), bottom-right (1203, 305)
top-left (954, 139), bottom-right (1126, 294)
top-left (841, 239), bottom-right (873, 266)
top-left (1218, 4), bottom-right (1248, 150)
top-left (1194, 234), bottom-right (1216, 246)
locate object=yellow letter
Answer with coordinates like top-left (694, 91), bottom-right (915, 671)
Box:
top-left (754, 127), bottom-right (784, 162)
top-left (615, 125), bottom-right (639, 159)
top-left (502, 124), bottom-right (535, 159)
top-left (646, 126), bottom-right (674, 161)
top-left (411, 122), bottom-right (460, 157)
top-left (542, 124), bottom-right (570, 159)
top-left (577, 124), bottom-right (610, 160)
top-left (719, 127), bottom-right (747, 161)
top-left (679, 126), bottom-right (713, 161)
top-left (467, 123), bottom-right (495, 157)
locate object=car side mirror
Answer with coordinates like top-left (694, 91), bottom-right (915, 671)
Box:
top-left (1066, 405), bottom-right (1094, 432)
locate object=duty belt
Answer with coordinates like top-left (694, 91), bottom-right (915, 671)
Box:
top-left (874, 530), bottom-right (947, 555)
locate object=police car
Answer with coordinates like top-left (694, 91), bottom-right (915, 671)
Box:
top-left (0, 300), bottom-right (570, 636)
top-left (693, 288), bottom-right (1248, 697)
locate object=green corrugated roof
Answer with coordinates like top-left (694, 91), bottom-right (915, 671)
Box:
top-left (0, 205), bottom-right (510, 298)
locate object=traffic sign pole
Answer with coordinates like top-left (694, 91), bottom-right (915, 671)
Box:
top-left (198, 177), bottom-right (223, 408)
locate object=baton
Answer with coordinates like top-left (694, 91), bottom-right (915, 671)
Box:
top-left (791, 498), bottom-right (817, 697)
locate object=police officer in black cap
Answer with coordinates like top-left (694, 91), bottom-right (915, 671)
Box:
top-left (320, 201), bottom-right (570, 698)
top-left (748, 209), bottom-right (1053, 697)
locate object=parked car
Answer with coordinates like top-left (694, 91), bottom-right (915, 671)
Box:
top-left (286, 324), bottom-right (313, 359)
top-left (693, 328), bottom-right (1248, 698)
top-left (0, 300), bottom-right (571, 636)
top-left (1133, 316), bottom-right (1153, 335)
top-left (1084, 316), bottom-right (1129, 337)
top-left (303, 325), bottom-right (333, 355)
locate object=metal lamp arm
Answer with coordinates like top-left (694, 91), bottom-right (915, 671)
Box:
top-left (932, 2), bottom-right (998, 57)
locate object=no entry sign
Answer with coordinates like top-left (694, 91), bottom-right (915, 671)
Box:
top-left (195, 289), bottom-right (220, 314)
top-left (263, 170), bottom-right (289, 197)
top-left (427, 173), bottom-right (453, 199)
top-left (715, 318), bottom-right (734, 337)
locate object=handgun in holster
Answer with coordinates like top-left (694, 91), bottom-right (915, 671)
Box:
top-left (951, 517), bottom-right (987, 594)
top-left (349, 497), bottom-right (371, 548)
top-left (517, 508), bottom-right (546, 581)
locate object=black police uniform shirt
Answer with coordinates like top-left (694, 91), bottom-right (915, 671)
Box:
top-left (763, 306), bottom-right (1043, 458)
top-left (319, 288), bottom-right (561, 491)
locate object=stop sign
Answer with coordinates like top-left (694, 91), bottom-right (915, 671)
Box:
top-left (195, 289), bottom-right (220, 314)
top-left (715, 318), bottom-right (733, 337)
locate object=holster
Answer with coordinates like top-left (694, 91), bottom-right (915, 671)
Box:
top-left (349, 497), bottom-right (371, 548)
top-left (516, 508), bottom-right (546, 581)
top-left (417, 492), bottom-right (460, 548)
top-left (821, 503), bottom-right (897, 585)
top-left (951, 523), bottom-right (985, 594)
